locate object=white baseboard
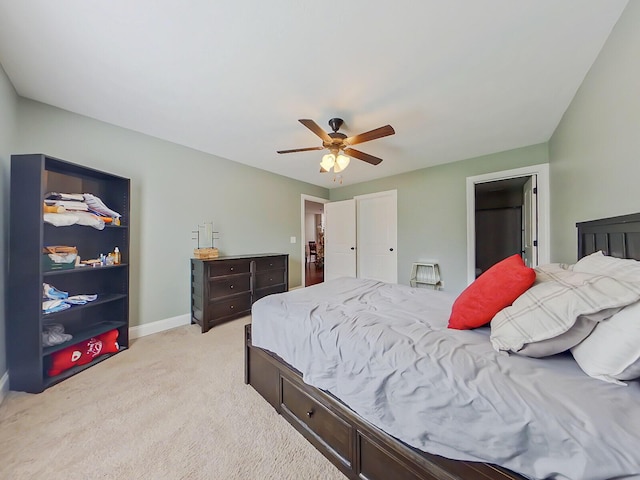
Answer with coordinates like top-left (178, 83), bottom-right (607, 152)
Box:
top-left (0, 316), bottom-right (190, 402)
top-left (0, 371), bottom-right (9, 405)
top-left (129, 313), bottom-right (191, 339)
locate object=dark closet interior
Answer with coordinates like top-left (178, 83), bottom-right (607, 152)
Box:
top-left (475, 177), bottom-right (529, 277)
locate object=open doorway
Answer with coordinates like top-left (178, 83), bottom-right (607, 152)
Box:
top-left (300, 194), bottom-right (328, 288)
top-left (466, 164), bottom-right (550, 285)
top-left (475, 177), bottom-right (530, 278)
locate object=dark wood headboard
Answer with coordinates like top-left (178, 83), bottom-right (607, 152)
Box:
top-left (577, 212), bottom-right (640, 261)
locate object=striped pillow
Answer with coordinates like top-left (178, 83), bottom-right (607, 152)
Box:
top-left (490, 267), bottom-right (640, 355)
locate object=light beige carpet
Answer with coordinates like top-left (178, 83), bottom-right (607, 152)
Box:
top-left (0, 318), bottom-right (345, 480)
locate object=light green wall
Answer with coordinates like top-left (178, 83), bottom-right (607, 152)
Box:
top-left (330, 143), bottom-right (548, 293)
top-left (549, 1), bottom-right (640, 263)
top-left (0, 64), bottom-right (18, 379)
top-left (14, 98), bottom-right (328, 327)
top-left (0, 65), bottom-right (18, 379)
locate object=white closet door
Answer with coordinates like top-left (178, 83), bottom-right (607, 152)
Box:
top-left (523, 175), bottom-right (538, 267)
top-left (356, 190), bottom-right (397, 283)
top-left (324, 199), bottom-right (356, 281)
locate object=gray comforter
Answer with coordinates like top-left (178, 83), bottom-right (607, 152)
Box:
top-left (251, 277), bottom-right (640, 480)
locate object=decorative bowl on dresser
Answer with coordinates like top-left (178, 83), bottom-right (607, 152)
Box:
top-left (190, 253), bottom-right (288, 333)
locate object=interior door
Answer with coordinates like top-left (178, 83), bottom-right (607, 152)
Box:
top-left (324, 199), bottom-right (356, 281)
top-left (523, 175), bottom-right (538, 267)
top-left (356, 191), bottom-right (397, 283)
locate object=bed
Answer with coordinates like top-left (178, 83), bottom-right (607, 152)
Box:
top-left (244, 212), bottom-right (640, 480)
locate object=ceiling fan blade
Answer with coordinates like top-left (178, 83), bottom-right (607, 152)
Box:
top-left (344, 125), bottom-right (395, 146)
top-left (299, 119), bottom-right (332, 143)
top-left (277, 146), bottom-right (325, 154)
top-left (343, 148), bottom-right (383, 166)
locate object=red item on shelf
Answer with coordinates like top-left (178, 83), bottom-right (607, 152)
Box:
top-left (48, 329), bottom-right (120, 377)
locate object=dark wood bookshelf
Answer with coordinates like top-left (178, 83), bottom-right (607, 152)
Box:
top-left (8, 153), bottom-right (130, 393)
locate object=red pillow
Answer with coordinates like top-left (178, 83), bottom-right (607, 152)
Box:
top-left (448, 254), bottom-right (535, 330)
top-left (48, 329), bottom-right (120, 377)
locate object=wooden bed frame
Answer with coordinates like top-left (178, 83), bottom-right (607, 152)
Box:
top-left (244, 212), bottom-right (640, 480)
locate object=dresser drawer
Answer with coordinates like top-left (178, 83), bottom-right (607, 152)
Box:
top-left (207, 259), bottom-right (251, 278)
top-left (254, 269), bottom-right (285, 289)
top-left (255, 256), bottom-right (286, 272)
top-left (208, 293), bottom-right (252, 322)
top-left (281, 377), bottom-right (352, 467)
top-left (209, 274), bottom-right (251, 299)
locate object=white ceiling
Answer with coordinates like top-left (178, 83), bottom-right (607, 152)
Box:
top-left (0, 1), bottom-right (628, 189)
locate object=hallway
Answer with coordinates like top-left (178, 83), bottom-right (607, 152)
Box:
top-left (305, 262), bottom-right (324, 287)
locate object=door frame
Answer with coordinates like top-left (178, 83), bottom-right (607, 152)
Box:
top-left (300, 194), bottom-right (329, 288)
top-left (465, 163), bottom-right (550, 285)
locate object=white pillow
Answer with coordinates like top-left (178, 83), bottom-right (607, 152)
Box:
top-left (516, 315), bottom-right (596, 358)
top-left (573, 251), bottom-right (640, 282)
top-left (571, 301), bottom-right (640, 385)
top-left (490, 268), bottom-right (640, 354)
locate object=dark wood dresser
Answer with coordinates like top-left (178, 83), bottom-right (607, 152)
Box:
top-left (191, 253), bottom-right (288, 333)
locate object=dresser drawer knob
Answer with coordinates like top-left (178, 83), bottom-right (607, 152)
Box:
top-left (230, 285), bottom-right (234, 289)
top-left (230, 305), bottom-right (234, 309)
top-left (269, 278), bottom-right (273, 282)
top-left (306, 409), bottom-right (314, 418)
top-left (230, 267), bottom-right (234, 272)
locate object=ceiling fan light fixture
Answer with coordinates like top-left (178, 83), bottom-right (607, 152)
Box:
top-left (278, 117), bottom-right (394, 176)
top-left (320, 153), bottom-right (336, 172)
top-left (335, 154), bottom-right (350, 172)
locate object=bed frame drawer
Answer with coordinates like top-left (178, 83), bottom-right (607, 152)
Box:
top-left (358, 432), bottom-right (438, 480)
top-left (281, 376), bottom-right (353, 469)
top-left (245, 324), bottom-right (526, 480)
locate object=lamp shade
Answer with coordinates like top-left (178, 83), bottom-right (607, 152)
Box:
top-left (320, 153), bottom-right (336, 172)
top-left (334, 154), bottom-right (350, 173)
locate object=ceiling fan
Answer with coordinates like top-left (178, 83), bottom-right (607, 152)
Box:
top-left (277, 118), bottom-right (395, 174)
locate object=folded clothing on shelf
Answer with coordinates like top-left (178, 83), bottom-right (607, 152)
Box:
top-left (42, 323), bottom-right (73, 347)
top-left (48, 200), bottom-right (89, 211)
top-left (45, 192), bottom-right (84, 201)
top-left (83, 193), bottom-right (121, 218)
top-left (65, 294), bottom-right (98, 305)
top-left (42, 283), bottom-right (98, 312)
top-left (43, 283), bottom-right (69, 300)
top-left (43, 192), bottom-right (120, 227)
top-left (43, 299), bottom-right (71, 314)
top-left (43, 211), bottom-right (106, 230)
